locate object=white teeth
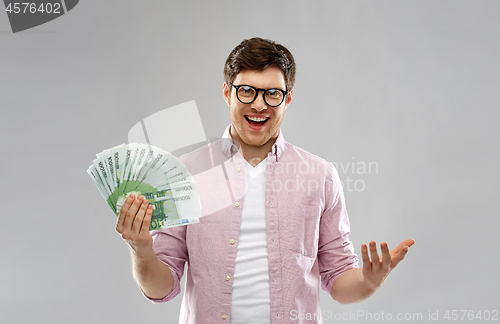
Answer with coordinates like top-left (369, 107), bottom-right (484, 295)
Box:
top-left (247, 116), bottom-right (267, 122)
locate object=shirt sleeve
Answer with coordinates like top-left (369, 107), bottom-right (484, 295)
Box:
top-left (318, 163), bottom-right (359, 294)
top-left (142, 225), bottom-right (189, 303)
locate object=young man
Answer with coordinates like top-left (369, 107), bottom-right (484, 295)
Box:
top-left (116, 37), bottom-right (415, 324)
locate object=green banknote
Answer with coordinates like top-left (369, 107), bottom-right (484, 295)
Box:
top-left (87, 143), bottom-right (202, 230)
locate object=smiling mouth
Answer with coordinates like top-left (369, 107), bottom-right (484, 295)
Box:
top-left (245, 116), bottom-right (269, 127)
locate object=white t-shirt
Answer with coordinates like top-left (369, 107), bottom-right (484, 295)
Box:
top-left (230, 158), bottom-right (271, 324)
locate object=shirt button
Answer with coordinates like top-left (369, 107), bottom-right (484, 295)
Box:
top-left (222, 314), bottom-right (228, 320)
top-left (272, 237), bottom-right (275, 243)
top-left (225, 275), bottom-right (230, 281)
top-left (235, 202), bottom-right (240, 207)
top-left (237, 166), bottom-right (241, 172)
top-left (274, 274), bottom-right (277, 281)
top-left (230, 239), bottom-right (235, 245)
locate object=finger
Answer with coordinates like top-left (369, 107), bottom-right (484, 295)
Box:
top-left (122, 195), bottom-right (144, 232)
top-left (404, 239), bottom-right (416, 248)
top-left (390, 245), bottom-right (410, 269)
top-left (116, 193), bottom-right (136, 233)
top-left (361, 243), bottom-right (372, 272)
top-left (131, 198), bottom-right (149, 235)
top-left (140, 205), bottom-right (153, 234)
top-left (361, 243), bottom-right (370, 263)
top-left (380, 242), bottom-right (391, 270)
top-left (369, 241), bottom-right (380, 271)
top-left (391, 239), bottom-right (415, 256)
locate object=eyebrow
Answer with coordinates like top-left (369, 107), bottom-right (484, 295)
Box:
top-left (236, 83), bottom-right (287, 91)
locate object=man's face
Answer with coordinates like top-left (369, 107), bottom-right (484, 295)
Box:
top-left (223, 66), bottom-right (293, 148)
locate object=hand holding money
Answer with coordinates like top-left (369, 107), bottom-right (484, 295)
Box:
top-left (87, 143), bottom-right (202, 230)
top-left (115, 193), bottom-right (154, 253)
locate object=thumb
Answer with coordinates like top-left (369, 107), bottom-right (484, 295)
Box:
top-left (390, 239), bottom-right (415, 268)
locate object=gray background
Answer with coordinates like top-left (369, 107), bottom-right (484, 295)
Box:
top-left (1, 1), bottom-right (499, 323)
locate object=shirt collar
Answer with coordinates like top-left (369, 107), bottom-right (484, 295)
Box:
top-left (221, 125), bottom-right (286, 161)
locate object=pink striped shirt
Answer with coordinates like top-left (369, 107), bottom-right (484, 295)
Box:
top-left (146, 126), bottom-right (359, 323)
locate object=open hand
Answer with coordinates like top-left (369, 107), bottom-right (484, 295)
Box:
top-left (361, 239), bottom-right (415, 290)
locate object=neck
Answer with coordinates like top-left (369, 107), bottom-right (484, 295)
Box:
top-left (230, 127), bottom-right (278, 167)
top-left (240, 141), bottom-right (274, 167)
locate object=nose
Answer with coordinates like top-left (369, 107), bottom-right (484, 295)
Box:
top-left (251, 91), bottom-right (267, 112)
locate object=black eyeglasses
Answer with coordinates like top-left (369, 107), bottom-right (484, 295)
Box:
top-left (229, 83), bottom-right (288, 107)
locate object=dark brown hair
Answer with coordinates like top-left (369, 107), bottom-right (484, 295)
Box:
top-left (224, 37), bottom-right (296, 91)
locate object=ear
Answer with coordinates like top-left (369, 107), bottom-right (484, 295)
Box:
top-left (284, 88), bottom-right (293, 110)
top-left (223, 82), bottom-right (231, 106)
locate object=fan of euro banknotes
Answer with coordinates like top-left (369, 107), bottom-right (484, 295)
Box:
top-left (87, 143), bottom-right (202, 230)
